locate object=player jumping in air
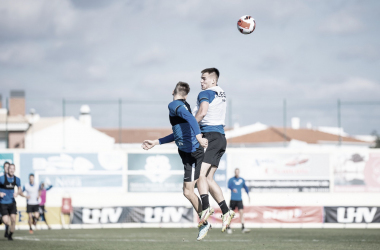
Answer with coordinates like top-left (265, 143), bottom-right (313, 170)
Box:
top-left (141, 81), bottom-right (211, 240)
top-left (226, 168), bottom-right (251, 234)
top-left (193, 68), bottom-right (235, 232)
top-left (0, 164), bottom-right (26, 241)
top-left (23, 173), bottom-right (41, 234)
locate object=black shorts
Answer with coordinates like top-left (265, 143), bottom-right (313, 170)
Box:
top-left (0, 202), bottom-right (17, 215)
top-left (27, 204), bottom-right (40, 213)
top-left (179, 146), bottom-right (204, 182)
top-left (202, 132), bottom-right (226, 167)
top-left (39, 205), bottom-right (45, 214)
top-left (230, 200), bottom-right (244, 210)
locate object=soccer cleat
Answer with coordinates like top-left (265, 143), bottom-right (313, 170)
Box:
top-left (221, 210), bottom-right (235, 232)
top-left (29, 229), bottom-right (34, 234)
top-left (197, 222), bottom-right (211, 241)
top-left (227, 228), bottom-right (233, 234)
top-left (8, 234), bottom-right (13, 241)
top-left (198, 207), bottom-right (214, 227)
top-left (242, 228), bottom-right (251, 233)
top-left (4, 230), bottom-right (8, 238)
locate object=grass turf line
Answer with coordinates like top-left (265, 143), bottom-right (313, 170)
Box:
top-left (0, 228), bottom-right (379, 250)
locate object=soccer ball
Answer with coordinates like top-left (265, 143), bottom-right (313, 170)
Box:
top-left (237, 15), bottom-right (256, 34)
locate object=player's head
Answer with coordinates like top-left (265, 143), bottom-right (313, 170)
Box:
top-left (173, 81), bottom-right (190, 99)
top-left (200, 68), bottom-right (219, 90)
top-left (235, 168), bottom-right (240, 177)
top-left (3, 161), bottom-right (10, 174)
top-left (40, 182), bottom-right (45, 190)
top-left (29, 173), bottom-right (35, 183)
top-left (8, 163), bottom-right (15, 177)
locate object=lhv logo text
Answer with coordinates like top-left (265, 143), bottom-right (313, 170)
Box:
top-left (337, 207), bottom-right (377, 223)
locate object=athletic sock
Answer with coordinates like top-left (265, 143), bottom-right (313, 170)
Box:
top-left (242, 223), bottom-right (245, 229)
top-left (5, 225), bottom-right (9, 233)
top-left (218, 200), bottom-right (229, 215)
top-left (200, 194), bottom-right (209, 211)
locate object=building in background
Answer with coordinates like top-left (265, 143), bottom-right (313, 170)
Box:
top-left (225, 121), bottom-right (373, 148)
top-left (25, 105), bottom-right (115, 151)
top-left (0, 91), bottom-right (30, 148)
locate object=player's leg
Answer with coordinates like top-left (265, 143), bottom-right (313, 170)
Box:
top-left (2, 214), bottom-right (10, 238)
top-left (206, 166), bottom-right (234, 232)
top-left (8, 213), bottom-right (16, 240)
top-left (239, 209), bottom-right (244, 228)
top-left (40, 205), bottom-right (51, 229)
top-left (183, 181), bottom-right (202, 213)
top-left (227, 201), bottom-right (237, 234)
top-left (206, 166), bottom-right (225, 203)
top-left (28, 211), bottom-right (34, 233)
top-left (181, 149), bottom-right (202, 214)
top-left (238, 202), bottom-right (250, 233)
top-left (34, 208), bottom-right (40, 226)
top-left (197, 162), bottom-right (214, 226)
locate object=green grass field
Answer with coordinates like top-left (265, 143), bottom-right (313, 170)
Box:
top-left (0, 228), bottom-right (379, 250)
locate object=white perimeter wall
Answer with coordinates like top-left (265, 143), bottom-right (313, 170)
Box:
top-left (5, 147), bottom-right (380, 208)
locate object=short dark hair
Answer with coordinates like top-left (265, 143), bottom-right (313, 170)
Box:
top-left (29, 173), bottom-right (34, 177)
top-left (3, 161), bottom-right (10, 167)
top-left (173, 81), bottom-right (190, 97)
top-left (201, 68), bottom-right (220, 79)
top-left (9, 163), bottom-right (15, 168)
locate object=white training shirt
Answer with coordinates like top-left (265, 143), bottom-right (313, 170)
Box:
top-left (193, 85), bottom-right (227, 127)
top-left (24, 182), bottom-right (40, 205)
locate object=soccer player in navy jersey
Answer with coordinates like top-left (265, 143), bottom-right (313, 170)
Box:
top-left (193, 68), bottom-right (235, 232)
top-left (142, 81), bottom-right (211, 240)
top-left (0, 164), bottom-right (26, 241)
top-left (226, 168), bottom-right (251, 234)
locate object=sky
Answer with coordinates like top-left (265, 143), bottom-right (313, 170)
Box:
top-left (0, 0), bottom-right (379, 135)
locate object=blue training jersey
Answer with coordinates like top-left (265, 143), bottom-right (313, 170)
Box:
top-left (228, 177), bottom-right (249, 201)
top-left (0, 175), bottom-right (21, 204)
top-left (159, 99), bottom-right (201, 153)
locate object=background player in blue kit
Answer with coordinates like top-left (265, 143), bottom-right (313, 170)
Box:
top-left (226, 168), bottom-right (251, 234)
top-left (0, 163), bottom-right (26, 241)
top-left (141, 81), bottom-right (211, 240)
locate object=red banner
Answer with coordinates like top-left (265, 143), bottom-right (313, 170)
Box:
top-left (208, 206), bottom-right (323, 224)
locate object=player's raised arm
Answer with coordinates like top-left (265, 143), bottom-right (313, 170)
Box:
top-left (141, 133), bottom-right (175, 150)
top-left (176, 105), bottom-right (208, 148)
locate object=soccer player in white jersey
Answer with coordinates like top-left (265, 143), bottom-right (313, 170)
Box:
top-left (23, 173), bottom-right (40, 234)
top-left (193, 68), bottom-right (235, 232)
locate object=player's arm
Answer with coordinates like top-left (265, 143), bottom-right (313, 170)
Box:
top-left (141, 133), bottom-right (174, 150)
top-left (16, 180), bottom-right (26, 198)
top-left (228, 178), bottom-right (233, 190)
top-left (195, 102), bottom-right (209, 122)
top-left (0, 178), bottom-right (5, 197)
top-left (176, 105), bottom-right (208, 148)
top-left (46, 185), bottom-right (53, 191)
top-left (195, 92), bottom-right (211, 122)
